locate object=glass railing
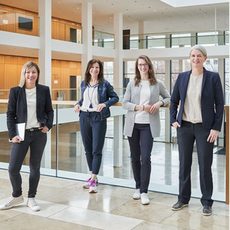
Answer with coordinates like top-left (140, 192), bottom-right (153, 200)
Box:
top-left (0, 99), bottom-right (227, 201)
top-left (51, 87), bottom-right (124, 103)
top-left (0, 87), bottom-right (124, 103)
top-left (129, 33), bottom-right (228, 49)
top-left (93, 30), bottom-right (115, 48)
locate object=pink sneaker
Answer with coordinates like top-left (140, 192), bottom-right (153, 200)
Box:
top-left (83, 178), bottom-right (91, 189)
top-left (89, 179), bottom-right (97, 193)
top-left (83, 177), bottom-right (98, 189)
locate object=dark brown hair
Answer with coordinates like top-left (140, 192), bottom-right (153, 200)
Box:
top-left (84, 59), bottom-right (104, 84)
top-left (135, 55), bottom-right (157, 86)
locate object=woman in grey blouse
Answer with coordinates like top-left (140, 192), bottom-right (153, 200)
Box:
top-left (123, 55), bottom-right (170, 205)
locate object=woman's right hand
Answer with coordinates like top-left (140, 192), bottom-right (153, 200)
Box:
top-left (11, 135), bottom-right (23, 143)
top-left (74, 104), bottom-right (80, 112)
top-left (172, 122), bottom-right (180, 128)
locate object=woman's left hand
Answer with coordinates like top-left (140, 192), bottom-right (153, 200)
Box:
top-left (40, 126), bottom-right (49, 133)
top-left (97, 103), bottom-right (106, 112)
top-left (207, 129), bottom-right (219, 143)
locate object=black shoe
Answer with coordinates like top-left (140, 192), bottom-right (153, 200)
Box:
top-left (202, 205), bottom-right (212, 216)
top-left (172, 201), bottom-right (188, 211)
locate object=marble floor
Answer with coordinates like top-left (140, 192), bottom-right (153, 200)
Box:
top-left (0, 170), bottom-right (229, 230)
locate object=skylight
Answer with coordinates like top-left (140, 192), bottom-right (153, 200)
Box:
top-left (160, 0), bottom-right (228, 7)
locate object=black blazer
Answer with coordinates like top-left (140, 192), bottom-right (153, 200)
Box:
top-left (7, 84), bottom-right (54, 139)
top-left (170, 68), bottom-right (224, 131)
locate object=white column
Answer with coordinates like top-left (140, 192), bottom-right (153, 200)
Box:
top-left (138, 21), bottom-right (145, 49)
top-left (38, 0), bottom-right (52, 168)
top-left (81, 1), bottom-right (93, 79)
top-left (164, 60), bottom-right (170, 143)
top-left (113, 13), bottom-right (123, 167)
top-left (38, 0), bottom-right (52, 87)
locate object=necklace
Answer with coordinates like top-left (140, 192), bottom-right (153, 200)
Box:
top-left (87, 83), bottom-right (98, 108)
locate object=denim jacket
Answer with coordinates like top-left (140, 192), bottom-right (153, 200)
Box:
top-left (78, 80), bottom-right (119, 120)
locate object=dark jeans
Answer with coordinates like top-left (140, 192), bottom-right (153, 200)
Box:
top-left (9, 130), bottom-right (47, 198)
top-left (128, 123), bottom-right (153, 193)
top-left (177, 121), bottom-right (214, 207)
top-left (80, 111), bottom-right (107, 175)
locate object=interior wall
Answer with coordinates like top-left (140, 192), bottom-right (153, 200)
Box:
top-left (0, 4), bottom-right (82, 41)
top-left (0, 55), bottom-right (81, 100)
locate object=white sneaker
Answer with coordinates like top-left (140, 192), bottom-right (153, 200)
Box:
top-left (141, 193), bottom-right (150, 205)
top-left (132, 189), bottom-right (141, 200)
top-left (27, 198), bottom-right (40, 212)
top-left (0, 195), bottom-right (24, 210)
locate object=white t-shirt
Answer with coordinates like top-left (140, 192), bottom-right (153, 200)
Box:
top-left (183, 73), bottom-right (203, 123)
top-left (135, 80), bottom-right (150, 124)
top-left (25, 87), bottom-right (40, 129)
top-left (81, 84), bottom-right (99, 112)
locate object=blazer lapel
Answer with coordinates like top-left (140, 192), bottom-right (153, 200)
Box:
top-left (182, 71), bottom-right (191, 100)
top-left (36, 85), bottom-right (41, 111)
top-left (201, 68), bottom-right (207, 92)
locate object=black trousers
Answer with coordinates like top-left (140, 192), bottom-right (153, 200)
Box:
top-left (177, 121), bottom-right (214, 207)
top-left (128, 123), bottom-right (153, 193)
top-left (9, 130), bottom-right (47, 198)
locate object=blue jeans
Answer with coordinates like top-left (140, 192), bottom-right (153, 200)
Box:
top-left (80, 111), bottom-right (107, 175)
top-left (9, 130), bottom-right (47, 198)
top-left (128, 123), bottom-right (153, 193)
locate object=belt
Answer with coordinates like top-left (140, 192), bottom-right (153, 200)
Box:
top-left (26, 127), bottom-right (41, 132)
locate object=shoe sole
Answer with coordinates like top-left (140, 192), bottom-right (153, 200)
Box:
top-left (202, 212), bottom-right (212, 216)
top-left (0, 200), bottom-right (24, 210)
top-left (171, 204), bottom-right (188, 211)
top-left (141, 201), bottom-right (150, 205)
top-left (203, 212), bottom-right (212, 216)
top-left (133, 197), bottom-right (140, 200)
top-left (89, 190), bottom-right (97, 193)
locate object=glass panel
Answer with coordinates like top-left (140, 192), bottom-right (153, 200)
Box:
top-left (197, 31), bottom-right (219, 46)
top-left (0, 103), bottom-right (10, 169)
top-left (225, 31), bottom-right (229, 45)
top-left (147, 35), bottom-right (166, 48)
top-left (93, 30), bottom-right (114, 48)
top-left (130, 36), bottom-right (139, 49)
top-left (171, 33), bottom-right (191, 48)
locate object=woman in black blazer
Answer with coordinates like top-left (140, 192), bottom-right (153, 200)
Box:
top-left (170, 45), bottom-right (224, 216)
top-left (0, 61), bottom-right (54, 212)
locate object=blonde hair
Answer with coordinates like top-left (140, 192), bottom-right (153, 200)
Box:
top-left (19, 61), bottom-right (40, 87)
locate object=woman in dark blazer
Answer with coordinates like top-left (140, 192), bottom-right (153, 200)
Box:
top-left (170, 45), bottom-right (224, 216)
top-left (0, 61), bottom-right (54, 212)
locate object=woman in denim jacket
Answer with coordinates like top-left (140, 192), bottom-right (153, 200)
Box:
top-left (74, 59), bottom-right (119, 193)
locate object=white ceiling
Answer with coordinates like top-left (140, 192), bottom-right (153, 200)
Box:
top-left (0, 0), bottom-right (228, 30)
